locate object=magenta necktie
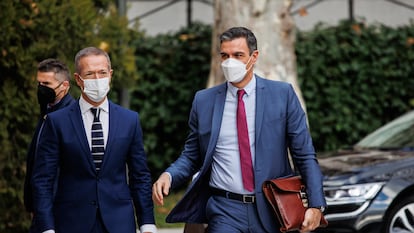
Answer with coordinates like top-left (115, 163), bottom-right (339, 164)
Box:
top-left (237, 89), bottom-right (254, 192)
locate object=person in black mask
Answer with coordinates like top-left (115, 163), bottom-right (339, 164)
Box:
top-left (36, 59), bottom-right (73, 116)
top-left (24, 58), bottom-right (75, 232)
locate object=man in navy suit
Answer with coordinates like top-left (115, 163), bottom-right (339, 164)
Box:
top-left (153, 27), bottom-right (326, 233)
top-left (31, 47), bottom-right (156, 233)
top-left (24, 59), bottom-right (75, 232)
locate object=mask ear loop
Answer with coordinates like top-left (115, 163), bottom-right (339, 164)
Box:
top-left (76, 75), bottom-right (86, 92)
top-left (54, 81), bottom-right (67, 99)
top-left (245, 53), bottom-right (255, 72)
top-left (53, 82), bottom-right (63, 90)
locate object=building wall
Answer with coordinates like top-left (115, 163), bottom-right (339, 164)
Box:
top-left (127, 0), bottom-right (414, 36)
top-left (127, 1), bottom-right (213, 36)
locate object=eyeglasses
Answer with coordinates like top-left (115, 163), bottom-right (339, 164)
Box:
top-left (80, 70), bottom-right (109, 79)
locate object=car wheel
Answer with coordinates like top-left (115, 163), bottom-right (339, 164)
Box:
top-left (383, 196), bottom-right (414, 233)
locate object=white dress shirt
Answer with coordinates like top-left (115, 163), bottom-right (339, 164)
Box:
top-left (79, 96), bottom-right (109, 149)
top-left (210, 76), bottom-right (256, 194)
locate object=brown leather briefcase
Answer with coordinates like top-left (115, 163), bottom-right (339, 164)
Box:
top-left (262, 176), bottom-right (328, 232)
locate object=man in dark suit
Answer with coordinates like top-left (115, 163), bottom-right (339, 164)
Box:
top-left (31, 47), bottom-right (156, 233)
top-left (153, 27), bottom-right (326, 233)
top-left (24, 58), bottom-right (75, 215)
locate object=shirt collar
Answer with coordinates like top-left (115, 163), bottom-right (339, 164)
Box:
top-left (79, 95), bottom-right (109, 114)
top-left (227, 74), bottom-right (256, 98)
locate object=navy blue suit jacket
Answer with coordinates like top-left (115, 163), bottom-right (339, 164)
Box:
top-left (24, 93), bottom-right (75, 213)
top-left (31, 100), bottom-right (154, 233)
top-left (165, 76), bottom-right (326, 233)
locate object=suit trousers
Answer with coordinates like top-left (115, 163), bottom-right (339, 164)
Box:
top-left (205, 195), bottom-right (268, 233)
top-left (29, 210), bottom-right (109, 233)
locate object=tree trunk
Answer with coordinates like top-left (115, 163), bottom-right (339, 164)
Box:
top-left (207, 0), bottom-right (306, 111)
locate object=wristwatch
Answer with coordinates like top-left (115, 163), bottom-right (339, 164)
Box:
top-left (314, 206), bottom-right (326, 213)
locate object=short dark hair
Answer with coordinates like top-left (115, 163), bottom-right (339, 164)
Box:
top-left (219, 27), bottom-right (257, 54)
top-left (37, 58), bottom-right (70, 82)
top-left (74, 47), bottom-right (111, 73)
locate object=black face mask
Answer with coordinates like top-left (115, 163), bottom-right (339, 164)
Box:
top-left (37, 83), bottom-right (60, 115)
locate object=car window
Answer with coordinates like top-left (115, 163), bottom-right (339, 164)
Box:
top-left (355, 110), bottom-right (414, 149)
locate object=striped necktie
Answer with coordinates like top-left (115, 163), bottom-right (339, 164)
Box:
top-left (90, 107), bottom-right (104, 172)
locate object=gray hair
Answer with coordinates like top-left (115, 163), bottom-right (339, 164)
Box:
top-left (74, 47), bottom-right (111, 73)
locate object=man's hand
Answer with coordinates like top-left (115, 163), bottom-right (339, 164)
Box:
top-left (152, 172), bottom-right (171, 206)
top-left (300, 208), bottom-right (323, 233)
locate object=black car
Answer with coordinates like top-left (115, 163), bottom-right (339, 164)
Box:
top-left (315, 110), bottom-right (414, 233)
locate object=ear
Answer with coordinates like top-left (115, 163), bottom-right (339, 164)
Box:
top-left (251, 50), bottom-right (259, 63)
top-left (109, 69), bottom-right (113, 84)
top-left (74, 73), bottom-right (82, 87)
top-left (62, 80), bottom-right (70, 88)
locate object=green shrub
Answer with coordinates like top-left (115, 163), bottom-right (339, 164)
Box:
top-left (297, 20), bottom-right (414, 151)
top-left (130, 22), bottom-right (211, 179)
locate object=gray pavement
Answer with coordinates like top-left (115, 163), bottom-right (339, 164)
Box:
top-left (138, 228), bottom-right (183, 233)
top-left (137, 228), bottom-right (183, 233)
top-left (157, 228), bottom-right (183, 233)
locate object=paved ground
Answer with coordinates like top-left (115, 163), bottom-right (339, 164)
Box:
top-left (157, 228), bottom-right (183, 233)
top-left (138, 228), bottom-right (183, 233)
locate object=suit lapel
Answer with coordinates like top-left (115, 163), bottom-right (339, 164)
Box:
top-left (255, 76), bottom-right (266, 142)
top-left (69, 102), bottom-right (95, 170)
top-left (101, 102), bottom-right (117, 171)
top-left (204, 84), bottom-right (227, 166)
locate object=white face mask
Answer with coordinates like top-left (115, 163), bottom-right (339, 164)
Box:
top-left (79, 77), bottom-right (110, 102)
top-left (221, 56), bottom-right (253, 83)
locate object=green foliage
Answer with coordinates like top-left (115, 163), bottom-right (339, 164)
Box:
top-left (0, 0), bottom-right (141, 232)
top-left (96, 4), bottom-right (143, 103)
top-left (154, 190), bottom-right (185, 228)
top-left (297, 20), bottom-right (414, 151)
top-left (130, 22), bottom-right (211, 178)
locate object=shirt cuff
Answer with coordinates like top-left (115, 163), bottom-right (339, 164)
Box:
top-left (164, 172), bottom-right (172, 184)
top-left (140, 224), bottom-right (157, 233)
top-left (43, 230), bottom-right (55, 233)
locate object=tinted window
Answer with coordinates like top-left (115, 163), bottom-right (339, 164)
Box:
top-left (356, 110), bottom-right (414, 149)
